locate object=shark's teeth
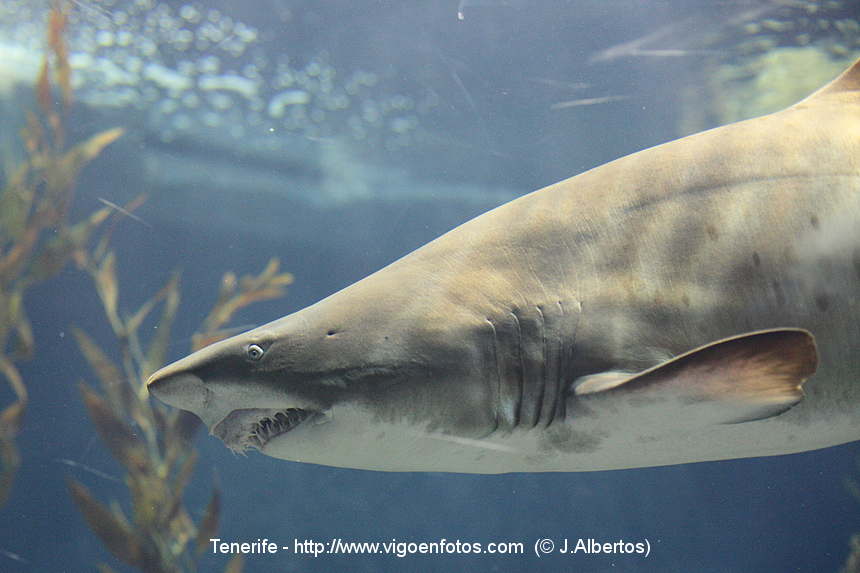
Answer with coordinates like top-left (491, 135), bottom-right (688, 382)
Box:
top-left (247, 408), bottom-right (313, 450)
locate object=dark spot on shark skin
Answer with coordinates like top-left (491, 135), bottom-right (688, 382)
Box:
top-left (706, 224), bottom-right (720, 241)
top-left (815, 293), bottom-right (830, 312)
top-left (539, 425), bottom-right (602, 454)
top-left (810, 214), bottom-right (820, 230)
top-left (681, 293), bottom-right (691, 308)
top-left (752, 252), bottom-right (761, 267)
top-left (771, 280), bottom-right (786, 307)
top-left (679, 394), bottom-right (710, 405)
top-left (628, 395), bottom-right (662, 407)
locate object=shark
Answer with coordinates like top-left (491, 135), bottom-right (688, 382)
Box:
top-left (147, 59), bottom-right (860, 473)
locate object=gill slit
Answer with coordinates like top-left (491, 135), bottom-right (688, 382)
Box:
top-left (533, 305), bottom-right (548, 429)
top-left (555, 300), bottom-right (567, 424)
top-left (510, 309), bottom-right (524, 428)
top-left (485, 317), bottom-right (501, 433)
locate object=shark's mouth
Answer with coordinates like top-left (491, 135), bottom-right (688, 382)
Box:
top-left (213, 407), bottom-right (316, 453)
top-left (249, 408), bottom-right (314, 449)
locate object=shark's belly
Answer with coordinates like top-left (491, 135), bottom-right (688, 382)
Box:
top-left (259, 399), bottom-right (858, 473)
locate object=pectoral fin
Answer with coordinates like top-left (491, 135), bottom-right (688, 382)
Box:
top-left (573, 328), bottom-right (818, 426)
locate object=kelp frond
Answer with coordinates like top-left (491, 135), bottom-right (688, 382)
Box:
top-left (0, 0), bottom-right (121, 509)
top-left (193, 258), bottom-right (293, 351)
top-left (71, 236), bottom-right (290, 572)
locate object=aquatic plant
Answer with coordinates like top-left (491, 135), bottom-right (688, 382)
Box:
top-left (69, 241), bottom-right (292, 572)
top-left (842, 534), bottom-right (860, 573)
top-left (1, 6), bottom-right (292, 572)
top-left (0, 1), bottom-right (121, 509)
top-left (840, 469), bottom-right (860, 573)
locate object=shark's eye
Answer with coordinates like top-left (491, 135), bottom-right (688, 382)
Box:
top-left (247, 344), bottom-right (265, 361)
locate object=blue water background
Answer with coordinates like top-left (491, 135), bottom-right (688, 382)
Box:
top-left (3, 1), bottom-right (860, 572)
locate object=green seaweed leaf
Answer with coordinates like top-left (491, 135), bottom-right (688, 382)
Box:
top-left (0, 401), bottom-right (25, 436)
top-left (41, 128), bottom-right (124, 206)
top-left (95, 252), bottom-right (121, 334)
top-left (68, 205), bottom-right (295, 573)
top-left (78, 383), bottom-right (148, 474)
top-left (0, 174), bottom-right (35, 245)
top-left (10, 307), bottom-right (34, 360)
top-left (141, 272), bottom-right (181, 382)
top-left (67, 479), bottom-right (142, 567)
top-left (0, 428), bottom-right (20, 508)
top-left (171, 450), bottom-right (198, 505)
top-left (0, 355), bottom-right (27, 403)
top-left (72, 327), bottom-right (127, 414)
top-left (27, 205), bottom-right (112, 283)
top-left (195, 488), bottom-right (221, 554)
top-left (224, 555), bottom-right (244, 573)
top-left (194, 258), bottom-right (293, 350)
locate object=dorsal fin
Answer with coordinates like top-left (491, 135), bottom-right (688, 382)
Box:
top-left (797, 57), bottom-right (860, 105)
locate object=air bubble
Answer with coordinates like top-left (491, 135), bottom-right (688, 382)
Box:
top-left (96, 30), bottom-right (115, 47)
top-left (180, 4), bottom-right (201, 23)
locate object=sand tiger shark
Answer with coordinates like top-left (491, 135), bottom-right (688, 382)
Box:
top-left (147, 59), bottom-right (860, 473)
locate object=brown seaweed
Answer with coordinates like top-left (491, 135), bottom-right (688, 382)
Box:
top-left (0, 1), bottom-right (121, 509)
top-left (71, 234), bottom-right (291, 572)
top-left (842, 467), bottom-right (860, 572)
top-left (0, 5), bottom-right (285, 572)
top-left (193, 258), bottom-right (293, 350)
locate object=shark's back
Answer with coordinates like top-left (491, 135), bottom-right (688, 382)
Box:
top-left (398, 59), bottom-right (860, 468)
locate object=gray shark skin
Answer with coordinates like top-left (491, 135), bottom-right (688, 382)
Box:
top-left (148, 60), bottom-right (860, 473)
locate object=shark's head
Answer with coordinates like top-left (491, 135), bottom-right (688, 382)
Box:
top-left (146, 286), bottom-right (497, 470)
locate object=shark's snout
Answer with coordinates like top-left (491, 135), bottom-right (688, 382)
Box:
top-left (147, 368), bottom-right (209, 411)
top-left (147, 338), bottom-right (231, 410)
